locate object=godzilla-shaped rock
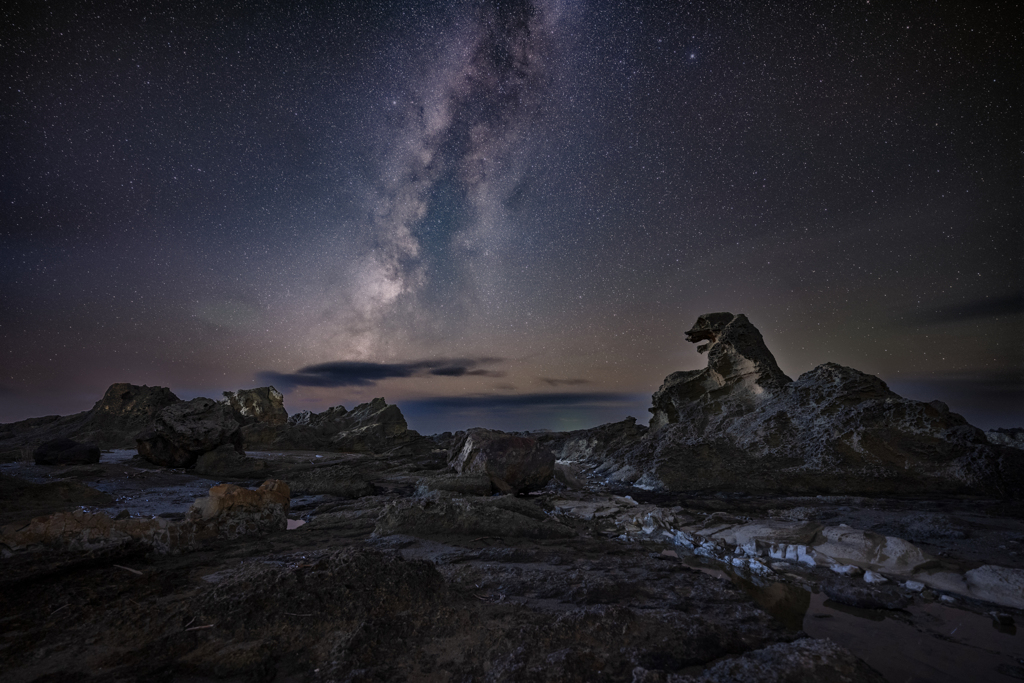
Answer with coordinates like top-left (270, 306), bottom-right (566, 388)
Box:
top-left (221, 386), bottom-right (288, 426)
top-left (136, 398), bottom-right (243, 468)
top-left (649, 312), bottom-right (791, 430)
top-left (448, 428), bottom-right (554, 494)
top-left (613, 313), bottom-right (1024, 497)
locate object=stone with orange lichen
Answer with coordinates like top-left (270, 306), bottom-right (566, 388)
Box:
top-left (0, 479), bottom-right (290, 556)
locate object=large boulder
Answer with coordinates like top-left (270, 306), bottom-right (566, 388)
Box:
top-left (221, 386), bottom-right (288, 426)
top-left (32, 438), bottom-right (101, 466)
top-left (448, 428), bottom-right (554, 494)
top-left (598, 313), bottom-right (1024, 497)
top-left (79, 383), bottom-right (182, 446)
top-left (136, 398), bottom-right (243, 468)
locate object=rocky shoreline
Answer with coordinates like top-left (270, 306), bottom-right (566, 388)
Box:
top-left (1, 312), bottom-right (1021, 681)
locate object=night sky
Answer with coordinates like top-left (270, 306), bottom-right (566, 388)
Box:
top-left (2, 0), bottom-right (1021, 434)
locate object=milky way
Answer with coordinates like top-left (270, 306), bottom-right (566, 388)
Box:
top-left (2, 0), bottom-right (1020, 432)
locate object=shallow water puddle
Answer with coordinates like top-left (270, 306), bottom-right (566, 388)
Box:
top-left (804, 592), bottom-right (1022, 682)
top-left (679, 555), bottom-right (1022, 681)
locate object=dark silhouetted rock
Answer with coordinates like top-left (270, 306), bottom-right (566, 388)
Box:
top-left (32, 438), bottom-right (101, 466)
top-left (136, 398), bottom-right (243, 468)
top-left (79, 383), bottom-right (182, 446)
top-left (221, 386), bottom-right (288, 426)
top-left (0, 383), bottom-right (181, 455)
top-left (242, 397), bottom-right (423, 454)
top-left (448, 428), bottom-right (554, 494)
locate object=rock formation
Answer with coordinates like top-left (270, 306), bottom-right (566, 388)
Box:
top-left (136, 397), bottom-right (244, 468)
top-left (0, 383), bottom-right (181, 456)
top-left (986, 427), bottom-right (1024, 450)
top-left (649, 313), bottom-right (792, 430)
top-left (241, 397), bottom-right (423, 454)
top-left (221, 386), bottom-right (288, 426)
top-left (79, 383), bottom-right (182, 445)
top-left (574, 312), bottom-right (1024, 497)
top-left (448, 428), bottom-right (555, 494)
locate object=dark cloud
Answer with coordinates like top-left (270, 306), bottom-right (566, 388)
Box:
top-left (407, 392), bottom-right (636, 410)
top-left (908, 293), bottom-right (1024, 325)
top-left (538, 377), bottom-right (591, 387)
top-left (258, 358), bottom-right (504, 390)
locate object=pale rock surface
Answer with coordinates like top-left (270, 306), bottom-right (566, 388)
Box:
top-left (811, 526), bottom-right (936, 574)
top-left (964, 565), bottom-right (1024, 609)
top-left (986, 427), bottom-right (1024, 449)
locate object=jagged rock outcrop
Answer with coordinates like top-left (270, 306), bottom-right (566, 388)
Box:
top-left (987, 427), bottom-right (1024, 450)
top-left (136, 398), bottom-right (244, 468)
top-left (541, 417), bottom-right (648, 462)
top-left (241, 397), bottom-right (423, 454)
top-left (81, 383), bottom-right (182, 445)
top-left (448, 428), bottom-right (555, 494)
top-left (221, 386), bottom-right (288, 426)
top-left (0, 383), bottom-right (181, 456)
top-left (575, 313), bottom-right (1024, 497)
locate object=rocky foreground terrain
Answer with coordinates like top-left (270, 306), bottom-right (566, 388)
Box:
top-left (1, 313), bottom-right (1022, 682)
